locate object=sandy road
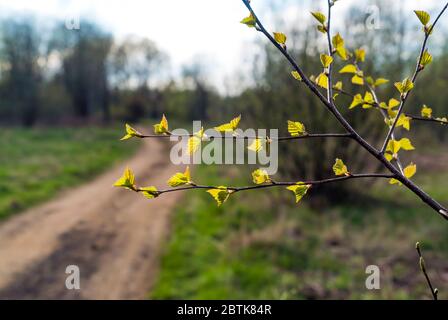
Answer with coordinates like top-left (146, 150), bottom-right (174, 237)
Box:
top-left (0, 139), bottom-right (182, 299)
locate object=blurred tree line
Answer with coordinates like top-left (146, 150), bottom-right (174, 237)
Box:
top-left (0, 17), bottom-right (218, 126)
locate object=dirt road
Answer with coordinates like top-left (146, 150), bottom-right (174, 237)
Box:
top-left (0, 139), bottom-right (182, 299)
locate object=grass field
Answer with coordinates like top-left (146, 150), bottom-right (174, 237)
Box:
top-left (0, 126), bottom-right (138, 220)
top-left (151, 163), bottom-right (448, 300)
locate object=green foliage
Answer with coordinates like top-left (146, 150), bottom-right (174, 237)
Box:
top-left (0, 127), bottom-right (137, 220)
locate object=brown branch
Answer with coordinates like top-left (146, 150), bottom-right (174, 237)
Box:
top-left (241, 0), bottom-right (448, 220)
top-left (407, 115), bottom-right (448, 125)
top-left (325, 0), bottom-right (334, 104)
top-left (137, 133), bottom-right (354, 141)
top-left (415, 242), bottom-right (438, 300)
top-left (137, 173), bottom-right (394, 195)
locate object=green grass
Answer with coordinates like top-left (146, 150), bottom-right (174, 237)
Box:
top-left (0, 126), bottom-right (137, 220)
top-left (151, 165), bottom-right (448, 300)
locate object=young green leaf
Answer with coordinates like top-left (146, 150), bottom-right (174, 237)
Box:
top-left (399, 138), bottom-right (415, 150)
top-left (349, 94), bottom-right (364, 109)
top-left (390, 163), bottom-right (417, 185)
top-left (421, 105), bottom-right (433, 118)
top-left (273, 32), bottom-right (287, 45)
top-left (167, 167), bottom-right (191, 187)
top-left (351, 75), bottom-right (364, 86)
top-left (240, 14), bottom-right (256, 28)
top-left (332, 158), bottom-right (349, 176)
top-left (394, 78), bottom-right (414, 95)
top-left (315, 73), bottom-right (329, 89)
top-left (114, 167), bottom-right (137, 191)
top-left (287, 120), bottom-right (307, 137)
top-left (207, 187), bottom-right (231, 206)
top-left (140, 186), bottom-right (159, 199)
top-left (247, 138), bottom-right (263, 152)
top-left (396, 114), bottom-right (412, 131)
top-left (252, 169), bottom-right (271, 185)
top-left (332, 33), bottom-right (348, 60)
top-left (187, 127), bottom-right (207, 155)
top-left (355, 48), bottom-right (366, 62)
top-left (286, 183), bottom-right (311, 204)
top-left (153, 114), bottom-right (169, 134)
top-left (414, 10), bottom-right (430, 26)
top-left (214, 115), bottom-right (241, 133)
top-left (320, 53), bottom-right (333, 68)
top-left (333, 81), bottom-right (343, 91)
top-left (291, 70), bottom-right (302, 81)
top-left (339, 64), bottom-right (357, 74)
top-left (374, 78), bottom-right (389, 87)
top-left (121, 124), bottom-right (143, 141)
top-left (310, 11), bottom-right (326, 24)
top-left (420, 50), bottom-right (433, 68)
top-left (362, 92), bottom-right (375, 109)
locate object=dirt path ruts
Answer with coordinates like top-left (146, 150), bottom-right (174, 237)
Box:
top-left (0, 139), bottom-right (181, 299)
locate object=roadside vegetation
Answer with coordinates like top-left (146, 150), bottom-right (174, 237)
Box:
top-left (0, 127), bottom-right (137, 220)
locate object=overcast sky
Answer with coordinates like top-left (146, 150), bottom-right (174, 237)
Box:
top-left (0, 0), bottom-right (444, 92)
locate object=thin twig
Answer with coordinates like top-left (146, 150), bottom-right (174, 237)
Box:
top-left (333, 87), bottom-right (448, 127)
top-left (407, 115), bottom-right (448, 125)
top-left (415, 242), bottom-right (438, 300)
top-left (326, 0), bottom-right (334, 104)
top-left (137, 173), bottom-right (394, 195)
top-left (381, 2), bottom-right (448, 153)
top-left (137, 133), bottom-right (354, 141)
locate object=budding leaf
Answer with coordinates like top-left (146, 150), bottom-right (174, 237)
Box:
top-left (167, 167), bottom-right (191, 187)
top-left (287, 183), bottom-right (311, 204)
top-left (355, 48), bottom-right (366, 62)
top-left (421, 105), bottom-right (433, 118)
top-left (287, 120), bottom-right (306, 137)
top-left (396, 114), bottom-right (411, 131)
top-left (351, 75), bottom-right (364, 86)
top-left (187, 127), bottom-right (207, 155)
top-left (240, 14), bottom-right (256, 28)
top-left (414, 10), bottom-right (430, 26)
top-left (395, 78), bottom-right (414, 94)
top-left (207, 187), bottom-right (231, 206)
top-left (252, 169), bottom-right (270, 185)
top-left (332, 33), bottom-right (348, 60)
top-left (362, 92), bottom-right (375, 109)
top-left (214, 115), bottom-right (241, 133)
top-left (333, 81), bottom-right (343, 91)
top-left (333, 158), bottom-right (349, 176)
top-left (311, 11), bottom-right (326, 24)
top-left (316, 73), bottom-right (329, 89)
top-left (339, 64), bottom-right (357, 74)
top-left (273, 32), bottom-right (287, 45)
top-left (154, 114), bottom-right (169, 134)
top-left (399, 138), bottom-right (415, 150)
top-left (248, 138), bottom-right (263, 152)
top-left (390, 163), bottom-right (416, 185)
top-left (114, 167), bottom-right (137, 191)
top-left (420, 50), bottom-right (433, 67)
top-left (349, 94), bottom-right (364, 109)
top-left (320, 53), bottom-right (333, 68)
top-left (121, 123), bottom-right (143, 141)
top-left (374, 78), bottom-right (389, 87)
top-left (291, 70), bottom-right (302, 81)
top-left (140, 186), bottom-right (159, 199)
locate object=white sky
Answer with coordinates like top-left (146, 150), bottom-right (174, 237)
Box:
top-left (0, 0), bottom-right (443, 93)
